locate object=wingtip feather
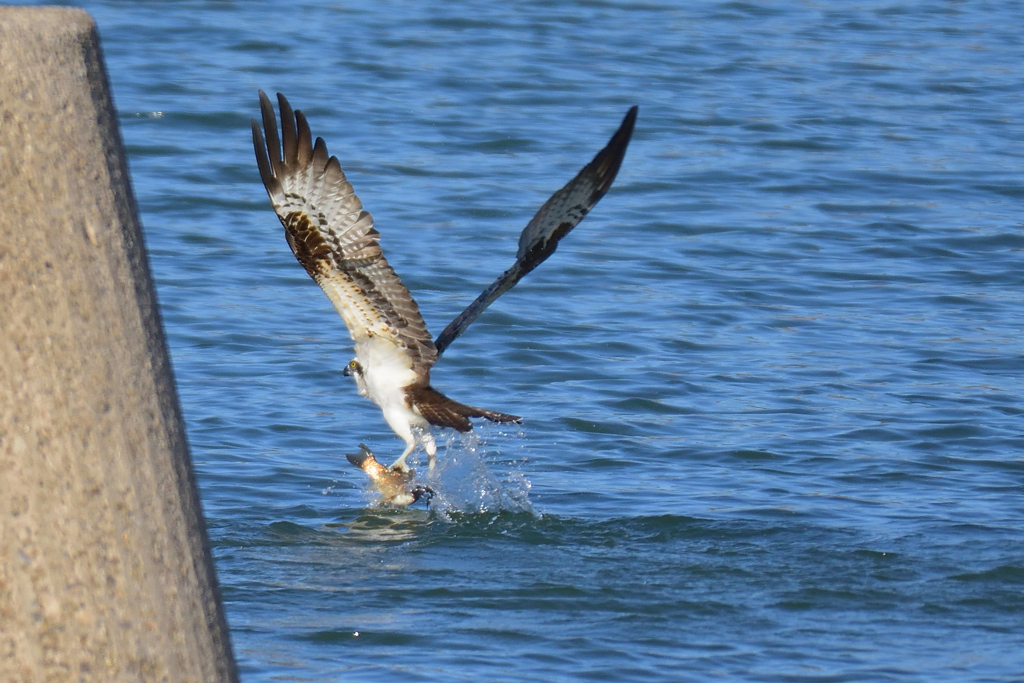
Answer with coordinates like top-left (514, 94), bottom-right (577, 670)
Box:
top-left (295, 110), bottom-right (313, 167)
top-left (278, 92), bottom-right (298, 167)
top-left (590, 104), bottom-right (639, 199)
top-left (258, 90), bottom-right (282, 178)
top-left (312, 136), bottom-right (329, 169)
top-left (252, 116), bottom-right (282, 198)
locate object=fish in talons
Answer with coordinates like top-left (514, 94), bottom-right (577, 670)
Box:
top-left (346, 444), bottom-right (434, 507)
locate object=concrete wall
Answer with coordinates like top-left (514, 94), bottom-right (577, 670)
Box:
top-left (0, 8), bottom-right (238, 681)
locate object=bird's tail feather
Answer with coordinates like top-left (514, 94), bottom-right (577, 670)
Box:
top-left (409, 385), bottom-right (521, 432)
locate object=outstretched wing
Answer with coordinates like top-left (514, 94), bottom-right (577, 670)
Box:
top-left (252, 91), bottom-right (437, 374)
top-left (433, 105), bottom-right (638, 357)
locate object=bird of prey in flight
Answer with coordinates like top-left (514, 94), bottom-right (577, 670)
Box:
top-left (252, 92), bottom-right (636, 474)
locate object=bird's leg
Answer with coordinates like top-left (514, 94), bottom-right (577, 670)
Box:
top-left (423, 433), bottom-right (438, 474)
top-left (390, 437), bottom-right (416, 473)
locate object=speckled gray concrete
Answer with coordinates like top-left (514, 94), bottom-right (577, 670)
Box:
top-left (0, 8), bottom-right (237, 682)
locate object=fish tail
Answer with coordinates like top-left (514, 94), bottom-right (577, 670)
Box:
top-left (346, 443), bottom-right (376, 469)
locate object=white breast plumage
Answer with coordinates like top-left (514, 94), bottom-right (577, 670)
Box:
top-left (354, 337), bottom-right (417, 408)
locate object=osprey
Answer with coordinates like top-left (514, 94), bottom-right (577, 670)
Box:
top-left (252, 92), bottom-right (636, 474)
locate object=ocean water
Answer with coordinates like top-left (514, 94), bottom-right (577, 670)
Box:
top-left (40, 1), bottom-right (1024, 680)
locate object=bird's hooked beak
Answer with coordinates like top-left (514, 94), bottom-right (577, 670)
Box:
top-left (342, 365), bottom-right (352, 377)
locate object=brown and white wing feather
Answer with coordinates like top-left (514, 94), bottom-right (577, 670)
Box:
top-left (433, 105), bottom-right (638, 357)
top-left (252, 91), bottom-right (437, 373)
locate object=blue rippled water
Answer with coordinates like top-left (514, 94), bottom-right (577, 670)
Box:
top-left (39, 1), bottom-right (1024, 680)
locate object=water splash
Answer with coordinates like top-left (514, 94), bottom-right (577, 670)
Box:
top-left (350, 427), bottom-right (534, 518)
top-left (425, 430), bottom-right (533, 518)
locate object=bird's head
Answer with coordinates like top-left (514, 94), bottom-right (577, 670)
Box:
top-left (342, 359), bottom-right (362, 377)
top-left (343, 358), bottom-right (369, 396)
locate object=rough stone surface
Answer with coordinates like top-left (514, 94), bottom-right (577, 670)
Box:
top-left (0, 8), bottom-right (238, 682)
